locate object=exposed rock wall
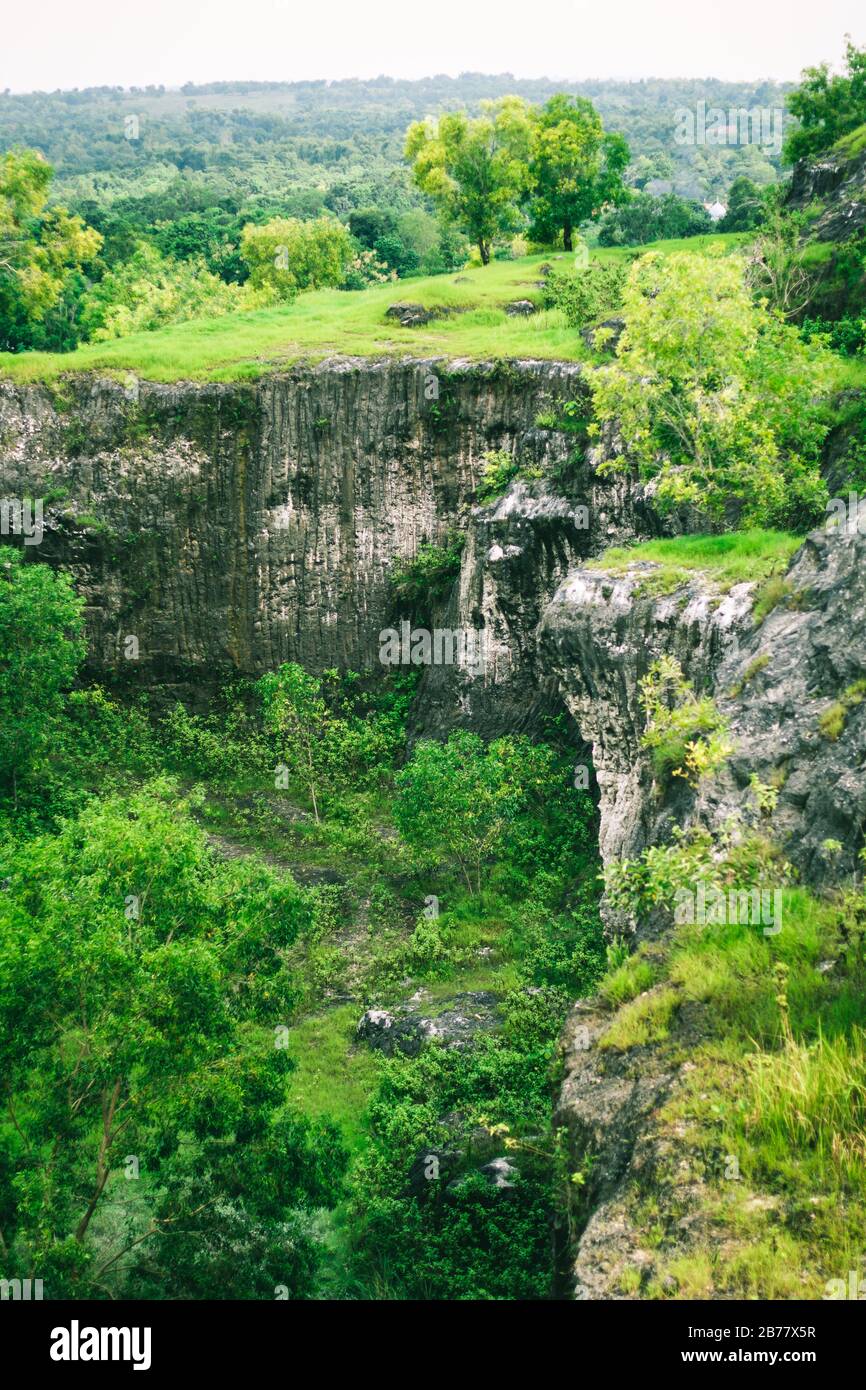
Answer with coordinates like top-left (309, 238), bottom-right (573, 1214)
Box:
top-left (7, 354), bottom-right (862, 1300)
top-left (0, 359), bottom-right (586, 692)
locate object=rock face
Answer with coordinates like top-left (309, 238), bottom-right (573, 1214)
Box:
top-left (357, 991), bottom-right (501, 1057)
top-left (7, 352), bottom-right (864, 1299)
top-left (8, 353), bottom-right (854, 885)
top-left (0, 359), bottom-right (586, 694)
top-left (540, 519), bottom-right (866, 893)
top-left (788, 137), bottom-right (866, 242)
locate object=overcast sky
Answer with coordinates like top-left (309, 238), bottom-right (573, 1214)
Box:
top-left (2, 0), bottom-right (863, 92)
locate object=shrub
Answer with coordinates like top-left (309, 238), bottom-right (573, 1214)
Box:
top-left (389, 535), bottom-right (464, 612)
top-left (639, 656), bottom-right (732, 786)
top-left (589, 251), bottom-right (831, 530)
top-left (541, 260), bottom-right (628, 328)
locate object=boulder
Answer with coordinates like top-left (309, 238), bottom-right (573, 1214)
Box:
top-left (581, 317), bottom-right (626, 351)
top-left (385, 302), bottom-right (436, 327)
top-left (356, 1008), bottom-right (426, 1057)
top-left (479, 1157), bottom-right (520, 1189)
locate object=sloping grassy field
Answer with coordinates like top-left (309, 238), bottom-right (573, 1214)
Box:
top-left (589, 530), bottom-right (805, 591)
top-left (0, 236), bottom-right (746, 384)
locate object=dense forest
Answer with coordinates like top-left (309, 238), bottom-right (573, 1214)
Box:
top-left (0, 71), bottom-right (792, 352)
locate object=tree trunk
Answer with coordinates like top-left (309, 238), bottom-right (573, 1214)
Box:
top-left (563, 223), bottom-right (573, 252)
top-left (479, 240), bottom-right (490, 266)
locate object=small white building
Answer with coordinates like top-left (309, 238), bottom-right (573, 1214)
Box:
top-left (704, 201), bottom-right (727, 222)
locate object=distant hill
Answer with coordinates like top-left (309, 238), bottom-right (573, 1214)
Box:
top-left (0, 74), bottom-right (793, 214)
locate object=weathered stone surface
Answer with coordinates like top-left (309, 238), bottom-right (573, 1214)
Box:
top-left (580, 316), bottom-right (625, 351)
top-left (0, 359), bottom-right (591, 695)
top-left (555, 997), bottom-right (676, 1298)
top-left (385, 302), bottom-right (438, 326)
top-left (788, 140), bottom-right (866, 241)
top-left (356, 991), bottom-right (501, 1057)
top-left (541, 515), bottom-right (866, 895)
top-left (504, 299), bottom-right (537, 316)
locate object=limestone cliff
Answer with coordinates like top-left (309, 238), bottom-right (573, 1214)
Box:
top-left (0, 359), bottom-right (586, 692)
top-left (5, 354), bottom-right (862, 1299)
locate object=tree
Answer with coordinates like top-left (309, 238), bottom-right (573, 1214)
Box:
top-left (393, 731), bottom-right (583, 893)
top-left (259, 663), bottom-right (332, 821)
top-left (405, 98), bottom-right (532, 265)
top-left (718, 176), bottom-right (767, 232)
top-left (0, 548), bottom-right (86, 804)
top-left (240, 215), bottom-right (353, 298)
top-left (80, 242), bottom-right (245, 341)
top-left (588, 250), bottom-right (830, 529)
top-left (0, 148), bottom-right (101, 351)
top-left (0, 781), bottom-right (346, 1298)
top-left (597, 191), bottom-right (712, 246)
top-left (784, 39), bottom-right (866, 164)
top-left (528, 94), bottom-right (629, 250)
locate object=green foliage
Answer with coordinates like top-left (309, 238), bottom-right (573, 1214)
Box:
top-left (80, 241), bottom-right (248, 340)
top-left (0, 780), bottom-right (346, 1298)
top-left (605, 814), bottom-right (790, 925)
top-left (540, 259), bottom-right (628, 328)
top-left (600, 951), bottom-right (657, 1007)
top-left (345, 1031), bottom-right (559, 1299)
top-left (802, 313), bottom-right (866, 356)
top-left (639, 656), bottom-right (732, 786)
top-left (817, 679), bottom-right (866, 741)
top-left (784, 40), bottom-right (866, 163)
top-left (0, 149), bottom-right (102, 351)
top-left (259, 664), bottom-right (415, 820)
top-left (528, 93), bottom-right (630, 250)
top-left (240, 215), bottom-right (353, 299)
top-left (0, 243), bottom-right (750, 381)
top-left (752, 575), bottom-right (792, 623)
top-left (0, 547), bottom-right (86, 803)
top-left (405, 99), bottom-right (533, 265)
top-left (160, 688), bottom-right (269, 781)
top-left (597, 191), bottom-right (712, 247)
top-left (153, 208), bottom-right (248, 283)
top-left (394, 731), bottom-right (594, 894)
top-left (592, 530), bottom-right (803, 593)
top-left (388, 535), bottom-right (464, 614)
top-left (589, 250), bottom-right (831, 529)
top-left (476, 447), bottom-right (522, 501)
top-left (718, 177), bottom-right (769, 233)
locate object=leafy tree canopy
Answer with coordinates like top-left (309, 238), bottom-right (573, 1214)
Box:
top-left (405, 98), bottom-right (533, 264)
top-left (529, 94), bottom-right (630, 250)
top-left (0, 149), bottom-right (101, 351)
top-left (240, 215), bottom-right (353, 298)
top-left (784, 39), bottom-right (866, 163)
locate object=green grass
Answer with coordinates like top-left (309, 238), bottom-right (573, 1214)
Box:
top-left (598, 986), bottom-right (679, 1050)
top-left (0, 237), bottom-right (747, 385)
top-left (818, 678), bottom-right (866, 741)
top-left (591, 883), bottom-right (866, 1298)
top-left (599, 950), bottom-right (658, 1007)
top-left (831, 121), bottom-right (866, 158)
top-left (284, 1004), bottom-right (380, 1153)
top-left (589, 529), bottom-right (804, 594)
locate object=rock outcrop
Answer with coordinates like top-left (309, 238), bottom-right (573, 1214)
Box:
top-left (0, 359), bottom-right (587, 694)
top-left (6, 352), bottom-right (865, 1300)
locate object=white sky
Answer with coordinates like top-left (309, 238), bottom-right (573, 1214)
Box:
top-left (1, 0), bottom-right (863, 92)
